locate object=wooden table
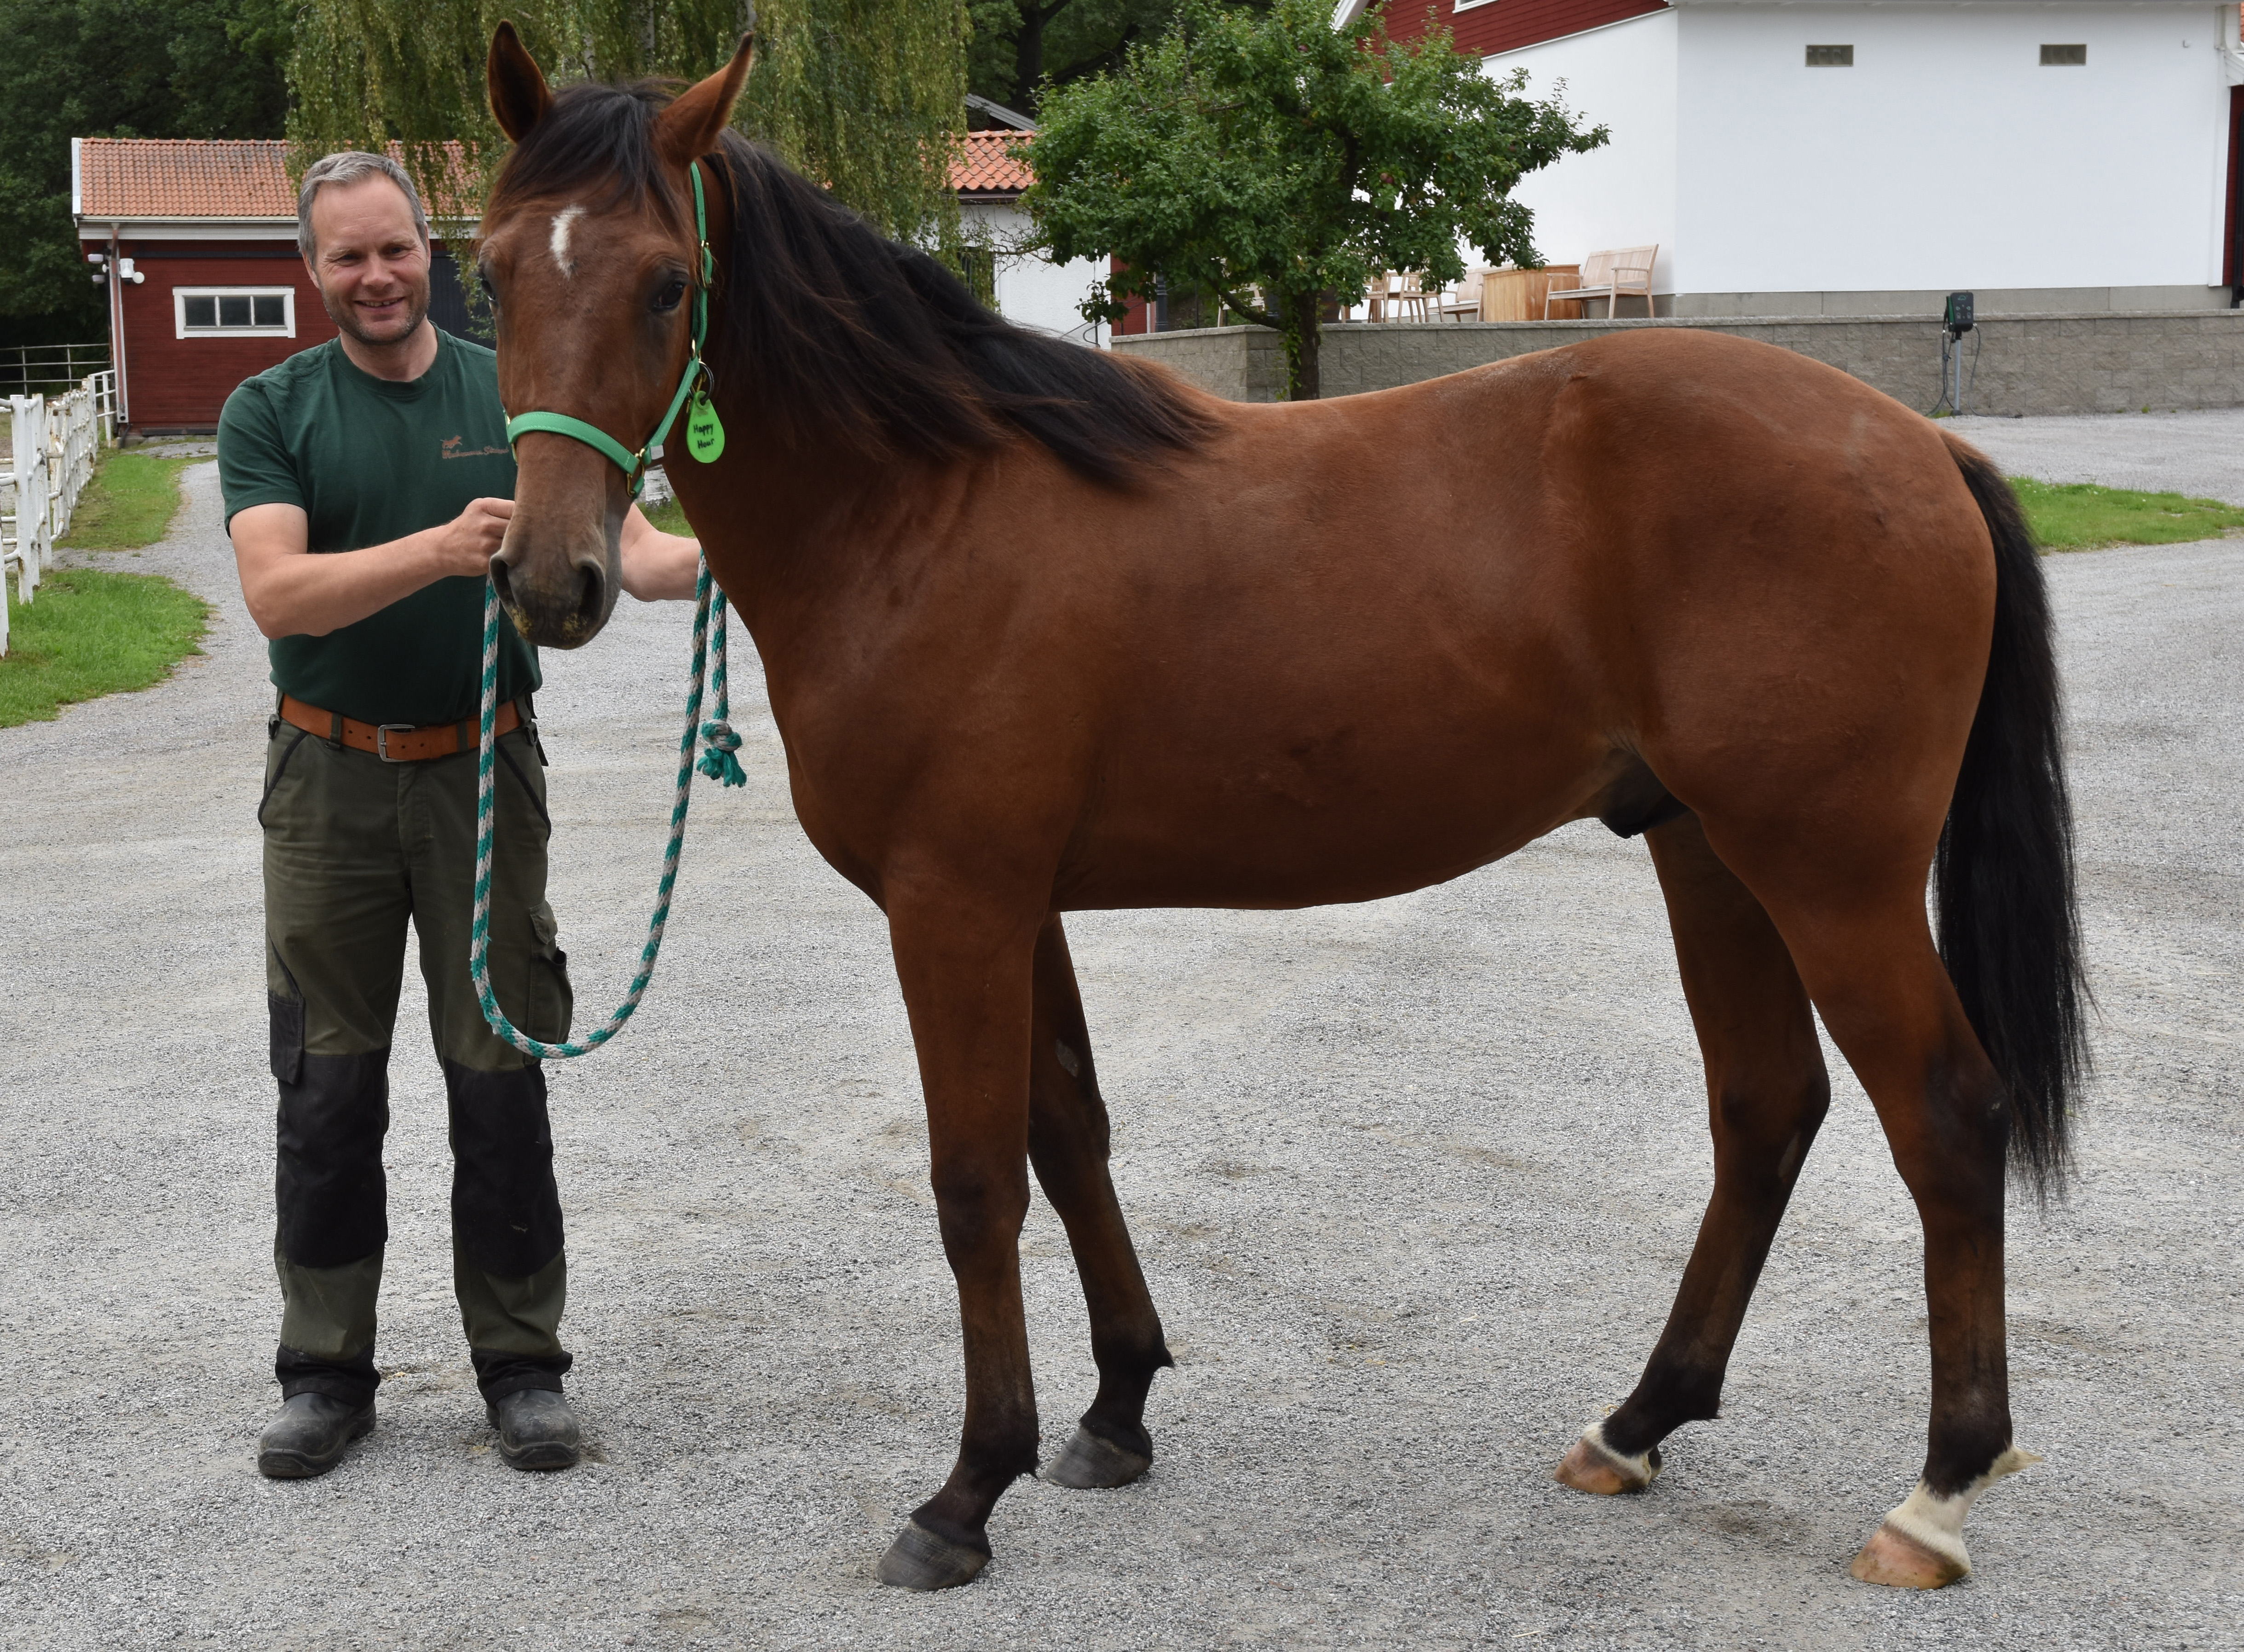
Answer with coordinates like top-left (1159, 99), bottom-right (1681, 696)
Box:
top-left (1477, 266), bottom-right (1584, 322)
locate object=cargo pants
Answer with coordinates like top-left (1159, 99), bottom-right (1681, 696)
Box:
top-left (259, 700), bottom-right (575, 1408)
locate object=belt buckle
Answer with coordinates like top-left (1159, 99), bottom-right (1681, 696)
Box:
top-left (375, 723), bottom-right (415, 762)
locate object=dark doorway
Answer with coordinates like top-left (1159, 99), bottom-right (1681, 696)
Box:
top-left (2227, 89), bottom-right (2244, 306)
top-left (429, 249), bottom-right (495, 343)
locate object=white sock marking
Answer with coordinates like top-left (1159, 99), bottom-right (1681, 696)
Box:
top-left (1881, 1445), bottom-right (2041, 1574)
top-left (1581, 1421), bottom-right (1661, 1486)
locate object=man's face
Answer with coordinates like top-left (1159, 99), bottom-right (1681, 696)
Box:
top-left (305, 176), bottom-right (431, 347)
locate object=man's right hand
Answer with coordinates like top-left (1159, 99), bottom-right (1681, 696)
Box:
top-left (438, 497), bottom-right (516, 578)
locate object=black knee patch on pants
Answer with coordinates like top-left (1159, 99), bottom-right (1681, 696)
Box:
top-left (276, 1051), bottom-right (391, 1269)
top-left (445, 1059), bottom-right (565, 1279)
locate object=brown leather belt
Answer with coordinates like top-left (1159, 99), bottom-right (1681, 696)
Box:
top-left (278, 693), bottom-right (524, 762)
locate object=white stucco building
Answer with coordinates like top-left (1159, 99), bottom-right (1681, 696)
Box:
top-left (1353, 0), bottom-right (2244, 315)
top-left (954, 131), bottom-right (1110, 344)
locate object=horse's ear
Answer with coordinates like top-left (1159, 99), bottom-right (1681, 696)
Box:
top-left (655, 32), bottom-right (756, 167)
top-left (488, 21), bottom-right (553, 143)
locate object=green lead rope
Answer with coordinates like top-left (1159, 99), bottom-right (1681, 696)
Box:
top-left (469, 554), bottom-right (744, 1062)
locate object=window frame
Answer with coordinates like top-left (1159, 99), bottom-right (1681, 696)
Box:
top-left (173, 286), bottom-right (297, 340)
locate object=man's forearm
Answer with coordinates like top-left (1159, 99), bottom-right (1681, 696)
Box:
top-left (618, 504), bottom-right (703, 602)
top-left (241, 526), bottom-right (462, 639)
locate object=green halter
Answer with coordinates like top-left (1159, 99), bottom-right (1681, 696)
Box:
top-left (504, 159), bottom-right (725, 495)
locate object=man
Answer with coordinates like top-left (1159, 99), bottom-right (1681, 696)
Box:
top-left (220, 151), bottom-right (701, 1479)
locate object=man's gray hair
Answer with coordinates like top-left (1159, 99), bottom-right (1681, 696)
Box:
top-left (297, 151), bottom-right (431, 260)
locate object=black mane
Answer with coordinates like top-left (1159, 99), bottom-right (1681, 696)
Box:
top-left (490, 80), bottom-right (1212, 482)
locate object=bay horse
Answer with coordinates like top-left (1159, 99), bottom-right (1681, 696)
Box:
top-left (476, 27), bottom-right (2086, 1594)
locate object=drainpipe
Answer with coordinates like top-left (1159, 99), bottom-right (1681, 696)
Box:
top-left (108, 224), bottom-right (128, 429)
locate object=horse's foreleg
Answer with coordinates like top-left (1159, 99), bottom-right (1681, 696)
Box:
top-left (1558, 813), bottom-right (1831, 1494)
top-left (876, 894), bottom-right (1044, 1592)
top-left (1024, 914), bottom-right (1173, 1489)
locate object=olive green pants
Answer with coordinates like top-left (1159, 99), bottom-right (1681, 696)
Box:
top-left (260, 708), bottom-right (575, 1404)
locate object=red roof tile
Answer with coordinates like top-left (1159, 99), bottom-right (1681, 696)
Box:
top-left (77, 133), bottom-right (1031, 223)
top-left (951, 131), bottom-right (1034, 197)
top-left (76, 138), bottom-right (485, 223)
top-left (76, 138), bottom-right (296, 219)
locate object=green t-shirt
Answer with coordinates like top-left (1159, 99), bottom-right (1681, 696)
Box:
top-left (217, 332), bottom-right (539, 726)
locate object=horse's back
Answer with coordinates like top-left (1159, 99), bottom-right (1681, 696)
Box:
top-left (1044, 333), bottom-right (1987, 907)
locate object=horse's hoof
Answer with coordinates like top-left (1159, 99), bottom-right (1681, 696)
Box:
top-left (1554, 1423), bottom-right (1661, 1495)
top-left (1850, 1520), bottom-right (1969, 1589)
top-left (876, 1520), bottom-right (990, 1591)
top-left (1044, 1423), bottom-right (1152, 1490)
top-left (1847, 1449), bottom-right (2036, 1590)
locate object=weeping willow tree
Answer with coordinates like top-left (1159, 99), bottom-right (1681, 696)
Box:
top-left (287, 0), bottom-right (968, 248)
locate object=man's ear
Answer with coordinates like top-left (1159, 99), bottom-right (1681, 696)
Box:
top-left (488, 21), bottom-right (553, 143)
top-left (654, 33), bottom-right (756, 167)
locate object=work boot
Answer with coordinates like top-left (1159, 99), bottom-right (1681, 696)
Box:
top-left (257, 1392), bottom-right (375, 1479)
top-left (489, 1387), bottom-right (581, 1471)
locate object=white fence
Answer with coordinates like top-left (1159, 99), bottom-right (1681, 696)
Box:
top-left (2, 375), bottom-right (110, 659)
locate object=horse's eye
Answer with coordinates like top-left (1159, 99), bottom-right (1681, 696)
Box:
top-left (652, 276), bottom-right (688, 313)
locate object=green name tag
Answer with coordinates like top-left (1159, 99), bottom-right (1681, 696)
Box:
top-left (686, 393), bottom-right (725, 463)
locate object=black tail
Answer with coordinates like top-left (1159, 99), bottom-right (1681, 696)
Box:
top-left (1935, 433), bottom-right (2089, 1198)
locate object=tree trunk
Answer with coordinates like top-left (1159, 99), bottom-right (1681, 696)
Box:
top-left (1015, 0), bottom-right (1050, 102)
top-left (1280, 289), bottom-right (1322, 401)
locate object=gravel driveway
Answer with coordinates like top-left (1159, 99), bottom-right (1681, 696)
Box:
top-left (1, 428), bottom-right (2237, 1651)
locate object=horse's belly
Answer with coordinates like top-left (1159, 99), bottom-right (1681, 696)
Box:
top-left (1053, 726), bottom-right (1602, 911)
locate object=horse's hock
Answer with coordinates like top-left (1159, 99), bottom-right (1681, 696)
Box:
top-left (1116, 310), bottom-right (2244, 416)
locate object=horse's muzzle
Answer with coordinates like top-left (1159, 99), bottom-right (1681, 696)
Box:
top-left (491, 541), bottom-right (614, 648)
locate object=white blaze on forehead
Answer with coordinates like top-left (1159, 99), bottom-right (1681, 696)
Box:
top-left (549, 205), bottom-right (586, 278)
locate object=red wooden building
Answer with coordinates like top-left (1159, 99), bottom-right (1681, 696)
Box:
top-left (72, 138), bottom-right (494, 435)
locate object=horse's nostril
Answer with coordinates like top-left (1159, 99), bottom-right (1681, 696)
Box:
top-left (571, 560), bottom-right (605, 633)
top-left (489, 554), bottom-right (517, 609)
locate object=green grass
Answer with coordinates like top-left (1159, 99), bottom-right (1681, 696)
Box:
top-left (0, 568), bottom-right (211, 727)
top-left (643, 495), bottom-right (690, 537)
top-left (57, 451), bottom-right (192, 550)
top-left (2011, 477), bottom-right (2244, 552)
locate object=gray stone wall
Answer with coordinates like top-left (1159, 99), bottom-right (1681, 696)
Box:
top-left (1111, 312), bottom-right (2244, 418)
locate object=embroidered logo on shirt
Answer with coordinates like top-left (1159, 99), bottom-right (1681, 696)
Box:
top-left (442, 434), bottom-right (509, 460)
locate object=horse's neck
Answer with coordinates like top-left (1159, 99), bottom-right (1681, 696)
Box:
top-left (677, 427), bottom-right (956, 656)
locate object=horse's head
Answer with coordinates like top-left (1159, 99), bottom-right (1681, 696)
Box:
top-left (479, 23), bottom-right (753, 648)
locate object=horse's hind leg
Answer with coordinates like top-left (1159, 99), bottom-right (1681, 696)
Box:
top-left (1557, 813), bottom-right (1831, 1494)
top-left (1640, 812), bottom-right (2029, 1589)
top-left (1025, 913), bottom-right (1174, 1488)
top-left (1770, 891), bottom-right (2031, 1589)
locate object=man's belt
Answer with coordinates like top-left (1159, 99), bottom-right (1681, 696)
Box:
top-left (278, 694), bottom-right (524, 763)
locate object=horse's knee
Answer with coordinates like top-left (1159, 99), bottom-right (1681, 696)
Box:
top-left (1711, 1065), bottom-right (1829, 1190)
top-left (929, 1163), bottom-right (1030, 1262)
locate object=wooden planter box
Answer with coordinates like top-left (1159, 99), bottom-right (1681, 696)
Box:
top-left (1479, 266), bottom-right (1584, 322)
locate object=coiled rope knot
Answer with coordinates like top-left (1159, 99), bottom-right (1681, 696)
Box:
top-left (698, 719), bottom-right (746, 787)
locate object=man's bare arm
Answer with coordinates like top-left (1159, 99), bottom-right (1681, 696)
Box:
top-left (618, 503), bottom-right (702, 602)
top-left (231, 498), bottom-right (512, 640)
